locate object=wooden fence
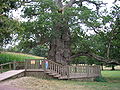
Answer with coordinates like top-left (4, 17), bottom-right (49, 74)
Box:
top-left (0, 62), bottom-right (15, 73)
top-left (25, 59), bottom-right (101, 79)
top-left (68, 65), bottom-right (101, 78)
top-left (0, 61), bottom-right (24, 73)
top-left (0, 59), bottom-right (101, 79)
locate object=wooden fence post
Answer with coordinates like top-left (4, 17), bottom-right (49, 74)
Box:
top-left (13, 60), bottom-right (16, 70)
top-left (98, 65), bottom-right (101, 77)
top-left (43, 60), bottom-right (46, 72)
top-left (0, 65), bottom-right (3, 73)
top-left (87, 65), bottom-right (89, 77)
top-left (24, 59), bottom-right (27, 76)
top-left (9, 63), bottom-right (12, 70)
top-left (67, 65), bottom-right (70, 79)
top-left (25, 59), bottom-right (27, 71)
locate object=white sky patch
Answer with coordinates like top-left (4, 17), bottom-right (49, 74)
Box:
top-left (12, 6), bottom-right (28, 22)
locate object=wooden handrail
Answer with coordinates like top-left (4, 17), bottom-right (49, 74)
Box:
top-left (0, 62), bottom-right (14, 73)
top-left (0, 62), bottom-right (13, 66)
top-left (68, 65), bottom-right (101, 78)
top-left (48, 60), bottom-right (63, 67)
top-left (47, 60), bottom-right (69, 77)
top-left (24, 59), bottom-right (101, 78)
top-left (16, 61), bottom-right (24, 63)
top-left (0, 61), bottom-right (25, 73)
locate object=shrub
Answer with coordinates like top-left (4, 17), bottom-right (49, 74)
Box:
top-left (94, 76), bottom-right (107, 82)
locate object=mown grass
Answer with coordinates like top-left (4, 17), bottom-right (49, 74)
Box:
top-left (102, 71), bottom-right (120, 83)
top-left (0, 52), bottom-right (44, 64)
top-left (57, 71), bottom-right (120, 90)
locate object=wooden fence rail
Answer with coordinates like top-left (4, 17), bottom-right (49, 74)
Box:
top-left (0, 59), bottom-right (101, 79)
top-left (25, 59), bottom-right (101, 79)
top-left (0, 62), bottom-right (14, 73)
top-left (68, 65), bottom-right (101, 78)
top-left (0, 61), bottom-right (25, 73)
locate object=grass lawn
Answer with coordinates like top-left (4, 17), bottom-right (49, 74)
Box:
top-left (57, 71), bottom-right (120, 90)
top-left (102, 71), bottom-right (120, 83)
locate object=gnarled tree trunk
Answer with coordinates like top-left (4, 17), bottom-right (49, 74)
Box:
top-left (48, 20), bottom-right (71, 65)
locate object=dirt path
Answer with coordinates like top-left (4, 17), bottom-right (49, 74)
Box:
top-left (0, 77), bottom-right (90, 90)
top-left (0, 85), bottom-right (26, 90)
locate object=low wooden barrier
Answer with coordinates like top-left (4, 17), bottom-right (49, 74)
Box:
top-left (15, 61), bottom-right (25, 69)
top-left (0, 62), bottom-right (14, 73)
top-left (25, 59), bottom-right (101, 79)
top-left (68, 65), bottom-right (101, 78)
top-left (0, 61), bottom-right (25, 73)
top-left (0, 59), bottom-right (101, 79)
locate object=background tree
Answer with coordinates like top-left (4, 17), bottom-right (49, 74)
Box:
top-left (30, 45), bottom-right (48, 57)
top-left (0, 0), bottom-right (21, 48)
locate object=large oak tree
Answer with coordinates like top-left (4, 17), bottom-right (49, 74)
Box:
top-left (12, 0), bottom-right (120, 65)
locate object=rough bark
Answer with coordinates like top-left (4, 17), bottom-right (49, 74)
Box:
top-left (48, 20), bottom-right (71, 65)
top-left (54, 0), bottom-right (63, 8)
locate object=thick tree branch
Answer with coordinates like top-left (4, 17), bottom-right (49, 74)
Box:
top-left (54, 0), bottom-right (63, 8)
top-left (113, 0), bottom-right (118, 3)
top-left (91, 26), bottom-right (99, 34)
top-left (63, 0), bottom-right (76, 9)
top-left (71, 51), bottom-right (120, 65)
